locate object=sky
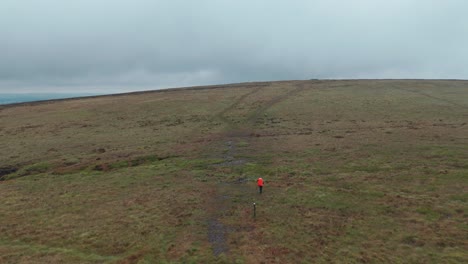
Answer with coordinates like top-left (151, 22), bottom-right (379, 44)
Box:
top-left (1, 0), bottom-right (467, 93)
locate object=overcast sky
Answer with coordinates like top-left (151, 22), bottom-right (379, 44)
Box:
top-left (1, 0), bottom-right (467, 93)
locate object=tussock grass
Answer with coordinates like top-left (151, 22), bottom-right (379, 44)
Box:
top-left (0, 80), bottom-right (467, 263)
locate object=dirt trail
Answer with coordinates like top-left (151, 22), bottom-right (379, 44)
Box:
top-left (206, 138), bottom-right (251, 256)
top-left (215, 86), bottom-right (264, 124)
top-left (205, 82), bottom-right (312, 256)
top-left (207, 206), bottom-right (229, 256)
top-left (247, 81), bottom-right (311, 123)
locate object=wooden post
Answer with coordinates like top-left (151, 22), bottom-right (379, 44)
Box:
top-left (253, 202), bottom-right (256, 218)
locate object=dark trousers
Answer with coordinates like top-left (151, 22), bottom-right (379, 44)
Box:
top-left (258, 186), bottom-right (263, 194)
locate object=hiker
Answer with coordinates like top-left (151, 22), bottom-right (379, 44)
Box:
top-left (257, 177), bottom-right (264, 194)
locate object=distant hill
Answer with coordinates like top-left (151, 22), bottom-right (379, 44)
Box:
top-left (0, 93), bottom-right (99, 105)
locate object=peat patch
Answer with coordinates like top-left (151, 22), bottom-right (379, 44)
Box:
top-left (0, 166), bottom-right (18, 181)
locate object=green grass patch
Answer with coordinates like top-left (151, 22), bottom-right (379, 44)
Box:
top-left (24, 162), bottom-right (51, 174)
top-left (415, 207), bottom-right (441, 221)
top-left (237, 140), bottom-right (249, 148)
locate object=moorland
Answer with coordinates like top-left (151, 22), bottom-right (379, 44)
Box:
top-left (0, 80), bottom-right (467, 263)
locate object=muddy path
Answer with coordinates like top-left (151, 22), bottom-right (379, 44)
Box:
top-left (205, 82), bottom-right (312, 257)
top-left (206, 138), bottom-right (252, 256)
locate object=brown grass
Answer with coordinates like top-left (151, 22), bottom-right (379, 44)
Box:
top-left (0, 80), bottom-right (467, 263)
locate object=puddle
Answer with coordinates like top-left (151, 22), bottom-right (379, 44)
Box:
top-left (207, 219), bottom-right (229, 256)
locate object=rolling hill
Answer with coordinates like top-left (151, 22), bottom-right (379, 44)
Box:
top-left (0, 80), bottom-right (467, 263)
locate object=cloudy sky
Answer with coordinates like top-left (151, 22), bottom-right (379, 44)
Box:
top-left (1, 0), bottom-right (467, 93)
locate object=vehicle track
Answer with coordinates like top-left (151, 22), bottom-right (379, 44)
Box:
top-left (215, 85), bottom-right (265, 124)
top-left (246, 82), bottom-right (312, 123)
top-left (391, 85), bottom-right (468, 110)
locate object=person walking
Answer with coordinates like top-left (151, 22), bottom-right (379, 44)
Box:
top-left (257, 177), bottom-right (264, 194)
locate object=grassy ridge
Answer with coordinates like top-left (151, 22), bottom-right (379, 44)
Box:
top-left (0, 80), bottom-right (467, 263)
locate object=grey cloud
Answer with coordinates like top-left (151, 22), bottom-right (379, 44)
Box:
top-left (1, 0), bottom-right (467, 93)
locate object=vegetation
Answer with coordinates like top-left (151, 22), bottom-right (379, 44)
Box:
top-left (0, 80), bottom-right (467, 263)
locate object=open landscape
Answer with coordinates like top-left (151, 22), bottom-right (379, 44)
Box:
top-left (0, 79), bottom-right (467, 263)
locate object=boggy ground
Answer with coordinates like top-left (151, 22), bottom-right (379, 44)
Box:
top-left (0, 80), bottom-right (467, 263)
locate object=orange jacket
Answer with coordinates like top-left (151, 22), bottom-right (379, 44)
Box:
top-left (257, 178), bottom-right (264, 186)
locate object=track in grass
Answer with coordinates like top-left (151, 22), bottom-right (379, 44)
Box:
top-left (205, 82), bottom-right (314, 257)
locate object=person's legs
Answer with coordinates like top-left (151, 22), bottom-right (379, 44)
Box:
top-left (259, 186), bottom-right (263, 194)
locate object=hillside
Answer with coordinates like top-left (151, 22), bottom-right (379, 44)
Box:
top-left (0, 80), bottom-right (467, 263)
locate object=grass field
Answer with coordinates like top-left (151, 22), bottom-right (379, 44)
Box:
top-left (0, 80), bottom-right (467, 263)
